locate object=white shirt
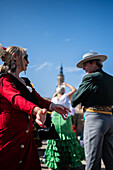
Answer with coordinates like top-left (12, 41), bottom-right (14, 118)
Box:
top-left (51, 94), bottom-right (76, 117)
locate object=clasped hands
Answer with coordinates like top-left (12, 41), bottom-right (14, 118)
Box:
top-left (33, 103), bottom-right (70, 128)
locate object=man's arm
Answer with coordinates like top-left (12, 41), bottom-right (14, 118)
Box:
top-left (71, 75), bottom-right (93, 107)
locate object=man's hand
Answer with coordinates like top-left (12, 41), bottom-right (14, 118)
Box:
top-left (50, 103), bottom-right (70, 120)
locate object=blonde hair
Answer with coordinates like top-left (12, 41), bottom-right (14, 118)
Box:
top-left (0, 45), bottom-right (27, 73)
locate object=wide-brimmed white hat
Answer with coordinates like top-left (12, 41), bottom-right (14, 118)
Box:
top-left (76, 51), bottom-right (107, 68)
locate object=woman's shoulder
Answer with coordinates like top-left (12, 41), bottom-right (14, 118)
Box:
top-left (51, 96), bottom-right (58, 103)
top-left (0, 72), bottom-right (10, 79)
top-left (0, 73), bottom-right (11, 87)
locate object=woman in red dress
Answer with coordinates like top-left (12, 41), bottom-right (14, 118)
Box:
top-left (0, 45), bottom-right (69, 170)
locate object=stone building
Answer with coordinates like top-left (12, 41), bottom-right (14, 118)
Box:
top-left (57, 64), bottom-right (64, 85)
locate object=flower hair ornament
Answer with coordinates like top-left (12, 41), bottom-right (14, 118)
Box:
top-left (9, 62), bottom-right (17, 73)
top-left (0, 44), bottom-right (9, 70)
top-left (0, 44), bottom-right (7, 61)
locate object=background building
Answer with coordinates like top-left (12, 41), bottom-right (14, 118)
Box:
top-left (57, 64), bottom-right (64, 85)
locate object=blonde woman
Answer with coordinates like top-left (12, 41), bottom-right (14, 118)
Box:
top-left (0, 45), bottom-right (69, 170)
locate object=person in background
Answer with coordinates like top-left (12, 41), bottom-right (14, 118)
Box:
top-left (79, 111), bottom-right (85, 148)
top-left (0, 45), bottom-right (70, 170)
top-left (71, 51), bottom-right (113, 170)
top-left (44, 82), bottom-right (85, 170)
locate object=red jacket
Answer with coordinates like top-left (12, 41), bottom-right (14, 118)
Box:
top-left (0, 74), bottom-right (51, 170)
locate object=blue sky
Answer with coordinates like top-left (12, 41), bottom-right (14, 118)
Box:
top-left (1, 0), bottom-right (113, 97)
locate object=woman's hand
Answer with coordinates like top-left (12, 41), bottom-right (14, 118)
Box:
top-left (50, 103), bottom-right (70, 120)
top-left (33, 107), bottom-right (47, 128)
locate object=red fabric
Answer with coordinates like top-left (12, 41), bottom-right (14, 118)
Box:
top-left (2, 47), bottom-right (7, 50)
top-left (0, 74), bottom-right (51, 170)
top-left (72, 125), bottom-right (76, 133)
top-left (0, 75), bottom-right (37, 115)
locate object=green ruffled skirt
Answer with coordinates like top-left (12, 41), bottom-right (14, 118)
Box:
top-left (44, 113), bottom-right (85, 169)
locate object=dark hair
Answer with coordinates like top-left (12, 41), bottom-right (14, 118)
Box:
top-left (88, 59), bottom-right (103, 69)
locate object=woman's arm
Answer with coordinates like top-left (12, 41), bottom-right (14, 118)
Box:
top-left (0, 75), bottom-right (70, 127)
top-left (62, 82), bottom-right (76, 100)
top-left (0, 75), bottom-right (49, 127)
top-left (0, 75), bottom-right (37, 115)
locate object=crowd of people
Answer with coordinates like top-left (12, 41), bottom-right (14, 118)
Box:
top-left (0, 44), bottom-right (113, 170)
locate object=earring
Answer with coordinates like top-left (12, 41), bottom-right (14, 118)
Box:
top-left (10, 63), bottom-right (17, 72)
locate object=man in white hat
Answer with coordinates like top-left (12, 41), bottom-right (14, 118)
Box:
top-left (71, 51), bottom-right (113, 170)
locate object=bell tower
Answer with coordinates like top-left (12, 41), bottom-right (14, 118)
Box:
top-left (57, 64), bottom-right (64, 85)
